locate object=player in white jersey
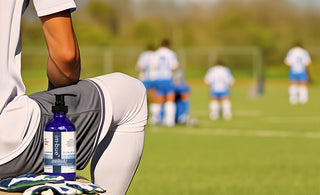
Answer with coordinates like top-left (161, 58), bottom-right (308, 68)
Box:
top-left (151, 39), bottom-right (179, 126)
top-left (136, 44), bottom-right (156, 90)
top-left (136, 44), bottom-right (157, 101)
top-left (284, 42), bottom-right (311, 105)
top-left (204, 61), bottom-right (235, 120)
top-left (0, 1), bottom-right (147, 195)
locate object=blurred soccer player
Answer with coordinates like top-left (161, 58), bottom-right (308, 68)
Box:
top-left (158, 69), bottom-right (197, 126)
top-left (136, 44), bottom-right (157, 109)
top-left (173, 69), bottom-right (190, 124)
top-left (152, 39), bottom-right (179, 126)
top-left (284, 42), bottom-right (311, 105)
top-left (204, 61), bottom-right (235, 120)
top-left (136, 44), bottom-right (156, 91)
top-left (173, 69), bottom-right (198, 126)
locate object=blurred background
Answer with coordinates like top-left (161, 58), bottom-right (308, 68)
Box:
top-left (20, 0), bottom-right (320, 194)
top-left (21, 0), bottom-right (320, 89)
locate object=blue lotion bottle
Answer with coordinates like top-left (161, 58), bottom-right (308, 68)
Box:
top-left (44, 94), bottom-right (76, 181)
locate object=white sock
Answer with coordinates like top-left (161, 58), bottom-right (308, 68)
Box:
top-left (298, 85), bottom-right (308, 104)
top-left (221, 99), bottom-right (232, 120)
top-left (289, 84), bottom-right (298, 105)
top-left (150, 103), bottom-right (162, 124)
top-left (209, 100), bottom-right (220, 120)
top-left (164, 102), bottom-right (176, 127)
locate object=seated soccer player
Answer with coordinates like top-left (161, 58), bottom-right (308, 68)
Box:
top-left (0, 1), bottom-right (147, 195)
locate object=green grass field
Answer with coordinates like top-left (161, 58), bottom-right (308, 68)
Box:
top-left (125, 82), bottom-right (320, 195)
top-left (23, 69), bottom-right (320, 195)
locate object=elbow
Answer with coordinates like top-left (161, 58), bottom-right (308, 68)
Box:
top-left (61, 48), bottom-right (80, 68)
top-left (49, 48), bottom-right (81, 87)
top-left (64, 70), bottom-right (80, 84)
top-left (61, 50), bottom-right (81, 82)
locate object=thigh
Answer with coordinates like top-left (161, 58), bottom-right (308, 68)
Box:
top-left (30, 80), bottom-right (103, 170)
top-left (95, 73), bottom-right (148, 127)
top-left (0, 80), bottom-right (103, 178)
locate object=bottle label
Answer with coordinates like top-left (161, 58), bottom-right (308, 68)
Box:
top-left (44, 131), bottom-right (76, 173)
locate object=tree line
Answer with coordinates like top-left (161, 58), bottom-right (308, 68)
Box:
top-left (21, 0), bottom-right (320, 67)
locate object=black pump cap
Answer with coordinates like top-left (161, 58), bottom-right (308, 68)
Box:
top-left (52, 94), bottom-right (68, 113)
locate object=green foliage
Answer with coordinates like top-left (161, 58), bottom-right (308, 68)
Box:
top-left (21, 0), bottom-right (320, 68)
top-left (130, 19), bottom-right (160, 44)
top-left (74, 22), bottom-right (112, 46)
top-left (86, 0), bottom-right (118, 34)
top-left (21, 21), bottom-right (45, 45)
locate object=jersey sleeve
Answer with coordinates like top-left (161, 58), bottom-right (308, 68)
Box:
top-left (171, 52), bottom-right (179, 69)
top-left (137, 52), bottom-right (148, 69)
top-left (226, 68), bottom-right (235, 85)
top-left (284, 49), bottom-right (294, 66)
top-left (303, 50), bottom-right (311, 66)
top-left (204, 69), bottom-right (212, 84)
top-left (33, 0), bottom-right (76, 17)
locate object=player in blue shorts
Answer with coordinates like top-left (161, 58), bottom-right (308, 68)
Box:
top-left (284, 42), bottom-right (312, 105)
top-left (136, 44), bottom-right (158, 113)
top-left (204, 61), bottom-right (235, 120)
top-left (151, 39), bottom-right (179, 126)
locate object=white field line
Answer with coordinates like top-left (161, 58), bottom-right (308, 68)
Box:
top-left (152, 128), bottom-right (320, 139)
top-left (233, 110), bottom-right (262, 116)
top-left (264, 116), bottom-right (320, 123)
top-left (192, 109), bottom-right (262, 117)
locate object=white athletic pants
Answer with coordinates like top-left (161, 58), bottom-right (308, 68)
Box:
top-left (89, 73), bottom-right (148, 195)
top-left (92, 130), bottom-right (144, 195)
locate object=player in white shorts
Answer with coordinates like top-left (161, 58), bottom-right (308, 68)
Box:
top-left (0, 1), bottom-right (147, 195)
top-left (204, 61), bottom-right (235, 120)
top-left (284, 42), bottom-right (311, 105)
top-left (151, 39), bottom-right (179, 126)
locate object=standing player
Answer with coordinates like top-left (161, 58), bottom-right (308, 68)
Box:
top-left (204, 61), bottom-right (235, 120)
top-left (284, 42), bottom-right (312, 105)
top-left (136, 44), bottom-right (158, 121)
top-left (0, 1), bottom-right (147, 195)
top-left (136, 44), bottom-right (156, 92)
top-left (152, 39), bottom-right (179, 127)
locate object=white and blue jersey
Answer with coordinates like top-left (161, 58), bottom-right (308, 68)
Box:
top-left (136, 50), bottom-right (157, 90)
top-left (204, 65), bottom-right (234, 99)
top-left (285, 46), bottom-right (311, 82)
top-left (153, 47), bottom-right (179, 95)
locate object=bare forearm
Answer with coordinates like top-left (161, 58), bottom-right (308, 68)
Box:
top-left (40, 10), bottom-right (81, 87)
top-left (46, 31), bottom-right (81, 87)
